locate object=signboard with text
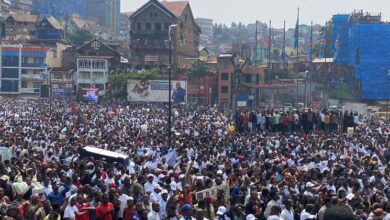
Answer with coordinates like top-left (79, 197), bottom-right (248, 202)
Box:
top-left (127, 80), bottom-right (187, 103)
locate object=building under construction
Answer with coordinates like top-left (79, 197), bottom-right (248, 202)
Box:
top-left (332, 10), bottom-right (390, 100)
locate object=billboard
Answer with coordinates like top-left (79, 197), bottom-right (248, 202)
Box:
top-left (127, 80), bottom-right (187, 103)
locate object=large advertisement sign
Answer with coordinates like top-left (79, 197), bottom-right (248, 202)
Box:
top-left (127, 80), bottom-right (187, 103)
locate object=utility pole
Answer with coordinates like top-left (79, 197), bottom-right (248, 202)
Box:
top-left (295, 7), bottom-right (299, 106)
top-left (254, 20), bottom-right (258, 109)
top-left (168, 24), bottom-right (177, 147)
top-left (324, 21), bottom-right (328, 109)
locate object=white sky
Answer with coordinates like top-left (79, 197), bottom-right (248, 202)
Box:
top-left (121, 0), bottom-right (390, 28)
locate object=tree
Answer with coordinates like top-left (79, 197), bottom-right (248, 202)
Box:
top-left (272, 48), bottom-right (280, 61)
top-left (68, 28), bottom-right (93, 47)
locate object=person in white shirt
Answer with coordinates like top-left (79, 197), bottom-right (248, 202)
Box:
top-left (280, 199), bottom-right (294, 220)
top-left (264, 191), bottom-right (280, 218)
top-left (144, 174), bottom-right (155, 193)
top-left (159, 189), bottom-right (169, 219)
top-left (300, 204), bottom-right (316, 220)
top-left (150, 185), bottom-right (162, 203)
top-left (117, 187), bottom-right (129, 219)
top-left (147, 202), bottom-right (161, 220)
top-left (267, 205), bottom-right (282, 220)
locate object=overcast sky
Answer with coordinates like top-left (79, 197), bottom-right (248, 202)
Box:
top-left (121, 0), bottom-right (390, 28)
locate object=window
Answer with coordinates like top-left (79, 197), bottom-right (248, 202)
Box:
top-left (33, 70), bottom-right (41, 75)
top-left (185, 14), bottom-right (188, 21)
top-left (164, 23), bottom-right (170, 30)
top-left (221, 86), bottom-right (229, 94)
top-left (22, 57), bottom-right (28, 64)
top-left (155, 23), bottom-right (161, 31)
top-left (33, 82), bottom-right (41, 88)
top-left (78, 59), bottom-right (91, 69)
top-left (92, 60), bottom-right (105, 69)
top-left (191, 83), bottom-right (199, 91)
top-left (245, 74), bottom-right (252, 83)
top-left (2, 68), bottom-right (18, 78)
top-left (137, 23), bottom-right (141, 30)
top-left (146, 23), bottom-right (152, 30)
top-left (21, 81), bottom-right (27, 88)
top-left (221, 73), bottom-right (229, 80)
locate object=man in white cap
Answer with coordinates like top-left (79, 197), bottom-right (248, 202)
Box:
top-left (144, 174), bottom-right (155, 193)
top-left (150, 184), bottom-right (162, 202)
top-left (215, 206), bottom-right (230, 220)
top-left (159, 189), bottom-right (169, 219)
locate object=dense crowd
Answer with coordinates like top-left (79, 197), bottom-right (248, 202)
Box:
top-left (0, 98), bottom-right (388, 220)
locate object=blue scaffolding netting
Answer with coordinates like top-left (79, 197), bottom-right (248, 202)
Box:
top-left (332, 15), bottom-right (390, 100)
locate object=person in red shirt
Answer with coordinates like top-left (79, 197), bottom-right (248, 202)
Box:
top-left (123, 197), bottom-right (136, 220)
top-left (96, 193), bottom-right (114, 220)
top-left (76, 194), bottom-right (93, 220)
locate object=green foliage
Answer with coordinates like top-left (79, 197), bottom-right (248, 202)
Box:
top-left (188, 60), bottom-right (209, 79)
top-left (68, 28), bottom-right (93, 47)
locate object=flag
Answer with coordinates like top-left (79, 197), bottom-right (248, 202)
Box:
top-left (294, 16), bottom-right (299, 49)
top-left (164, 148), bottom-right (177, 167)
top-left (280, 21), bottom-right (286, 63)
top-left (333, 34), bottom-right (340, 60)
top-left (308, 22), bottom-right (313, 62)
top-left (319, 34), bottom-right (326, 59)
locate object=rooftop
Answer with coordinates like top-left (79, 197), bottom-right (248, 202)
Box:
top-left (160, 0), bottom-right (188, 17)
top-left (8, 12), bottom-right (37, 23)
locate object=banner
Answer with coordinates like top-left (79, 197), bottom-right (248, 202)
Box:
top-left (195, 184), bottom-right (230, 209)
top-left (127, 80), bottom-right (187, 103)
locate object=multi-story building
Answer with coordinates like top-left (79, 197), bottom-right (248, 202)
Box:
top-left (9, 0), bottom-right (32, 14)
top-left (4, 12), bottom-right (37, 42)
top-left (30, 16), bottom-right (65, 45)
top-left (86, 0), bottom-right (121, 35)
top-left (120, 12), bottom-right (133, 41)
top-left (129, 0), bottom-right (201, 74)
top-left (217, 54), bottom-right (266, 108)
top-left (195, 18), bottom-right (213, 45)
top-left (32, 0), bottom-right (85, 20)
top-left (0, 44), bottom-right (48, 95)
top-left (0, 0), bottom-right (11, 19)
top-left (73, 39), bottom-right (121, 96)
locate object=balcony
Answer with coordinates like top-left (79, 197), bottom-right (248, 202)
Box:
top-left (20, 88), bottom-right (39, 94)
top-left (21, 74), bottom-right (47, 81)
top-left (21, 63), bottom-right (46, 68)
top-left (130, 39), bottom-right (169, 50)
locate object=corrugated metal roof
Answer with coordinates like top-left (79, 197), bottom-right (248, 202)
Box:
top-left (8, 12), bottom-right (37, 23)
top-left (44, 16), bottom-right (64, 30)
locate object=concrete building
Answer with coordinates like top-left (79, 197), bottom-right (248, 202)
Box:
top-left (31, 0), bottom-right (85, 20)
top-left (74, 39), bottom-right (121, 96)
top-left (129, 0), bottom-right (201, 73)
top-left (86, 0), bottom-right (121, 35)
top-left (216, 54), bottom-right (266, 108)
top-left (195, 18), bottom-right (213, 45)
top-left (0, 0), bottom-right (11, 19)
top-left (4, 12), bottom-right (37, 42)
top-left (10, 0), bottom-right (32, 14)
top-left (0, 44), bottom-right (48, 95)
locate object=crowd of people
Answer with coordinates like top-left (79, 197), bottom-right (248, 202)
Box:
top-left (0, 98), bottom-right (388, 220)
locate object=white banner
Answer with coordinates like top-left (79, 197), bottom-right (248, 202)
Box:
top-left (195, 184), bottom-right (230, 209)
top-left (127, 80), bottom-right (187, 103)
